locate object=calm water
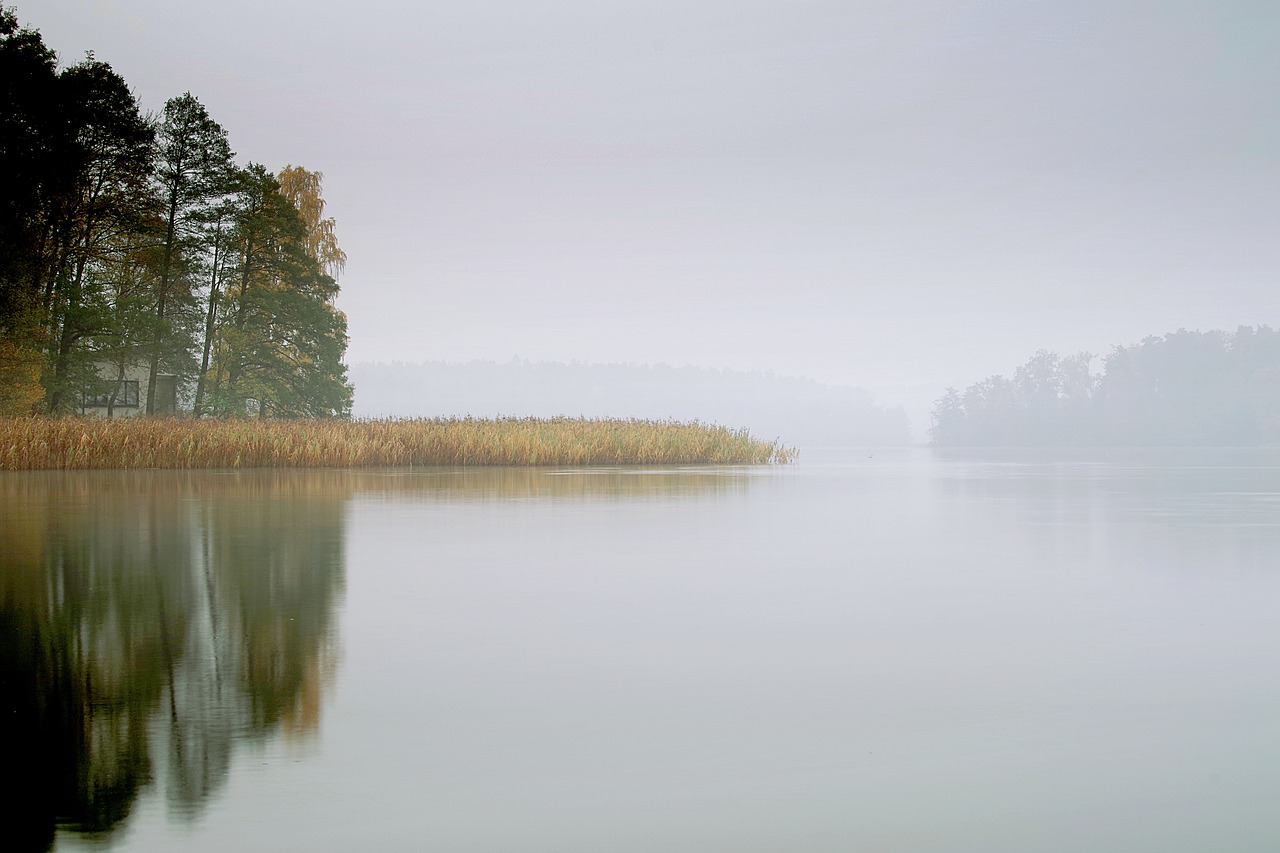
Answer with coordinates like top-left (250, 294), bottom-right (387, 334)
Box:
top-left (3, 449), bottom-right (1279, 852)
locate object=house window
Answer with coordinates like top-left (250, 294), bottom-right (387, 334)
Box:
top-left (85, 380), bottom-right (140, 408)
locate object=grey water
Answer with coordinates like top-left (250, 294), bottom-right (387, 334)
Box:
top-left (4, 449), bottom-right (1279, 852)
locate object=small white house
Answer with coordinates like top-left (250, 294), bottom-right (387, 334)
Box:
top-left (82, 363), bottom-right (178, 417)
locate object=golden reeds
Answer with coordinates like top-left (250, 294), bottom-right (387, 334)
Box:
top-left (0, 416), bottom-right (796, 470)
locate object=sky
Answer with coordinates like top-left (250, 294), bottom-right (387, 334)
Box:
top-left (17, 0), bottom-right (1280, 426)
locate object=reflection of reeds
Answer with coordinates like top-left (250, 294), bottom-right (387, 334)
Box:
top-left (349, 466), bottom-right (759, 503)
top-left (0, 416), bottom-right (796, 469)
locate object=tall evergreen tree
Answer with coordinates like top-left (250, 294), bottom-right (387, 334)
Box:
top-left (41, 57), bottom-right (154, 413)
top-left (0, 7), bottom-right (60, 412)
top-left (0, 7), bottom-right (58, 332)
top-left (192, 193), bottom-right (239, 416)
top-left (146, 93), bottom-right (234, 413)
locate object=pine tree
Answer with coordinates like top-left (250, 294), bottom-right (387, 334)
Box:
top-left (146, 93), bottom-right (234, 413)
top-left (41, 57), bottom-right (154, 413)
top-left (0, 8), bottom-right (60, 412)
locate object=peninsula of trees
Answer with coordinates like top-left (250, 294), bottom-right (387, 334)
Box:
top-left (931, 327), bottom-right (1280, 446)
top-left (0, 7), bottom-right (351, 418)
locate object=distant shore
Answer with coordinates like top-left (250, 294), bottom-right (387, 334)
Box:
top-left (0, 416), bottom-right (795, 470)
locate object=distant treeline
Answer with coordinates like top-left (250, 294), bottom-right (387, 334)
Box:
top-left (0, 7), bottom-right (351, 417)
top-left (930, 327), bottom-right (1280, 446)
top-left (352, 360), bottom-right (911, 447)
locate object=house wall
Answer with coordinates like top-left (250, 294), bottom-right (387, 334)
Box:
top-left (82, 365), bottom-right (178, 417)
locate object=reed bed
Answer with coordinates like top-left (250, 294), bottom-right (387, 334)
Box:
top-left (0, 416), bottom-right (796, 470)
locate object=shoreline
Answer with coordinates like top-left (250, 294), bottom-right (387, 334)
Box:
top-left (0, 416), bottom-right (796, 470)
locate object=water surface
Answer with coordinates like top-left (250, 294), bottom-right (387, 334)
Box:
top-left (3, 449), bottom-right (1279, 851)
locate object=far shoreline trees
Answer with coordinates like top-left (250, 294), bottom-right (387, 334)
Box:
top-left (0, 6), bottom-right (351, 418)
top-left (931, 327), bottom-right (1280, 447)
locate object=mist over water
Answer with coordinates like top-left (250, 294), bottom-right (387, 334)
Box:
top-left (7, 3), bottom-right (1278, 849)
top-left (349, 359), bottom-right (912, 446)
top-left (6, 450), bottom-right (1279, 851)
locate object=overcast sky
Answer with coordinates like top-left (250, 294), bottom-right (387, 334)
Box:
top-left (19, 0), bottom-right (1280, 419)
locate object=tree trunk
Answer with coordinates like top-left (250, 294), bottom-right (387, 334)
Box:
top-left (148, 182), bottom-right (181, 414)
top-left (47, 192), bottom-right (100, 414)
top-left (193, 220), bottom-right (225, 416)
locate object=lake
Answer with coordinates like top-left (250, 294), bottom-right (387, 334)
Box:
top-left (3, 448), bottom-right (1279, 852)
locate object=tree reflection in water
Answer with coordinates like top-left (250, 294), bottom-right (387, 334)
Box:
top-left (0, 470), bottom-right (348, 851)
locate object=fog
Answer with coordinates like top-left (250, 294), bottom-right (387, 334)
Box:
top-left (351, 360), bottom-right (911, 447)
top-left (22, 0), bottom-right (1280, 427)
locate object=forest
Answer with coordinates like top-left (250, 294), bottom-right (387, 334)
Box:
top-left (930, 327), bottom-right (1280, 446)
top-left (0, 7), bottom-right (351, 418)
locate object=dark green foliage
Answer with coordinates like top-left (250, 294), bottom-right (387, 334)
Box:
top-left (0, 7), bottom-right (350, 419)
top-left (40, 57), bottom-right (155, 413)
top-left (146, 92), bottom-right (235, 413)
top-left (0, 8), bottom-right (77, 416)
top-left (931, 328), bottom-right (1280, 446)
top-left (0, 6), bottom-right (59, 335)
top-left (204, 165), bottom-right (352, 418)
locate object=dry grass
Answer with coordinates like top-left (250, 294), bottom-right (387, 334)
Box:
top-left (0, 416), bottom-right (797, 470)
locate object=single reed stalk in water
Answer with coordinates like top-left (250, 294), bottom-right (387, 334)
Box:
top-left (0, 416), bottom-right (797, 470)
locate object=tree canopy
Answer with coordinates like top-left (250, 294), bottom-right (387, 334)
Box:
top-left (930, 327), bottom-right (1280, 446)
top-left (0, 6), bottom-right (351, 417)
